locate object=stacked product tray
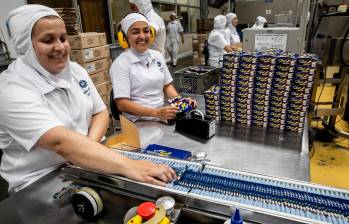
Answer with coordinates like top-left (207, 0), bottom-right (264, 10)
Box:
top-left (204, 50), bottom-right (317, 133)
top-left (112, 151), bottom-right (349, 224)
top-left (203, 85), bottom-right (221, 120)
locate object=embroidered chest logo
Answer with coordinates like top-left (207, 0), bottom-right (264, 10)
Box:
top-left (157, 61), bottom-right (165, 72)
top-left (79, 80), bottom-right (91, 96)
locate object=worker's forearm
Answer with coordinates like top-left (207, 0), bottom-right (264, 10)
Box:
top-left (164, 84), bottom-right (179, 99)
top-left (117, 99), bottom-right (158, 118)
top-left (38, 126), bottom-right (131, 175)
top-left (88, 109), bottom-right (109, 142)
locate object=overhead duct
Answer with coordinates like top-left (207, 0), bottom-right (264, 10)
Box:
top-left (208, 0), bottom-right (228, 9)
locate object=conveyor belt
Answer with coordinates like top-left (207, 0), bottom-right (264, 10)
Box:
top-left (63, 150), bottom-right (349, 224)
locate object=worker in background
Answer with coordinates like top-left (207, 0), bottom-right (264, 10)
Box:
top-left (166, 12), bottom-right (184, 67)
top-left (129, 0), bottom-right (166, 57)
top-left (110, 13), bottom-right (196, 123)
top-left (225, 12), bottom-right (240, 45)
top-left (252, 16), bottom-right (267, 28)
top-left (0, 5), bottom-right (176, 193)
top-left (208, 15), bottom-right (234, 67)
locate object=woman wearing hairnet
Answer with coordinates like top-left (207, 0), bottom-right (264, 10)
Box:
top-left (208, 15), bottom-right (234, 67)
top-left (252, 16), bottom-right (267, 28)
top-left (0, 4), bottom-right (176, 193)
top-left (225, 13), bottom-right (241, 45)
top-left (129, 0), bottom-right (166, 57)
top-left (110, 13), bottom-right (196, 122)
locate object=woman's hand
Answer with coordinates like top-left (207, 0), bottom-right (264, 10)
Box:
top-left (123, 159), bottom-right (177, 186)
top-left (183, 97), bottom-right (198, 109)
top-left (155, 106), bottom-right (178, 120)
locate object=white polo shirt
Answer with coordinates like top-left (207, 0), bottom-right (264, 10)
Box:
top-left (110, 49), bottom-right (173, 121)
top-left (0, 60), bottom-right (106, 192)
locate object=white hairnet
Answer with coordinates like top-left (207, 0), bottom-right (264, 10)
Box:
top-left (121, 12), bottom-right (149, 34)
top-left (6, 4), bottom-right (73, 89)
top-left (129, 0), bottom-right (153, 15)
top-left (213, 15), bottom-right (226, 30)
top-left (256, 16), bottom-right (267, 23)
top-left (171, 12), bottom-right (176, 17)
top-left (226, 13), bottom-right (237, 25)
top-left (252, 16), bottom-right (267, 28)
top-left (6, 4), bottom-right (61, 55)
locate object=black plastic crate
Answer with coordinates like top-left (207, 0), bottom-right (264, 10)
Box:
top-left (174, 66), bottom-right (219, 94)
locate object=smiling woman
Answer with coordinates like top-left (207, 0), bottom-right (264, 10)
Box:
top-left (109, 12), bottom-right (197, 122)
top-left (31, 16), bottom-right (70, 74)
top-left (0, 5), bottom-right (176, 193)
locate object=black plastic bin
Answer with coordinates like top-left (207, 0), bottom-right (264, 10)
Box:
top-left (173, 66), bottom-right (219, 94)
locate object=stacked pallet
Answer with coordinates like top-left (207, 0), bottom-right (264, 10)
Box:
top-left (197, 18), bottom-right (214, 34)
top-left (192, 34), bottom-right (207, 65)
top-left (54, 8), bottom-right (80, 35)
top-left (68, 33), bottom-right (112, 111)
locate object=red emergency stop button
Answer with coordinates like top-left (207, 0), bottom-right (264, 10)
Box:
top-left (137, 202), bottom-right (156, 220)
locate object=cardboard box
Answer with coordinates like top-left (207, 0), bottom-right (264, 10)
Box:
top-left (80, 57), bottom-right (111, 75)
top-left (68, 33), bottom-right (107, 49)
top-left (105, 115), bottom-right (140, 150)
top-left (95, 81), bottom-right (112, 104)
top-left (89, 69), bottom-right (110, 86)
top-left (70, 45), bottom-right (110, 63)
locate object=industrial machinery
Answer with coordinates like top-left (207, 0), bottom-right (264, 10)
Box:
top-left (242, 28), bottom-right (302, 54)
top-left (62, 149), bottom-right (349, 224)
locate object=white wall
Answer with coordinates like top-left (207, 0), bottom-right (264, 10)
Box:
top-left (0, 0), bottom-right (26, 58)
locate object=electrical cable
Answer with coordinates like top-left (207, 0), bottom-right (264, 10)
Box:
top-left (316, 70), bottom-right (326, 129)
top-left (340, 24), bottom-right (349, 67)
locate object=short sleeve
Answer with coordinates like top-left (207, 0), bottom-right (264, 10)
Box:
top-left (109, 54), bottom-right (131, 99)
top-left (0, 84), bottom-right (64, 151)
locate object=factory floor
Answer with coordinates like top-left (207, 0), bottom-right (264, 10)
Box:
top-left (0, 57), bottom-right (348, 203)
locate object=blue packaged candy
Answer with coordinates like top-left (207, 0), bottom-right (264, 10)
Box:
top-left (255, 69), bottom-right (273, 78)
top-left (296, 54), bottom-right (317, 67)
top-left (269, 101), bottom-right (287, 108)
top-left (275, 64), bottom-right (295, 73)
top-left (239, 53), bottom-right (257, 63)
top-left (274, 70), bottom-right (293, 79)
top-left (257, 54), bottom-right (276, 64)
top-left (257, 63), bottom-right (275, 71)
top-left (238, 68), bottom-right (255, 76)
top-left (239, 62), bottom-right (256, 70)
top-left (275, 55), bottom-right (296, 66)
top-left (145, 144), bottom-right (192, 160)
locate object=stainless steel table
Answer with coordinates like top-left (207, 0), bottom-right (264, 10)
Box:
top-left (0, 96), bottom-right (310, 223)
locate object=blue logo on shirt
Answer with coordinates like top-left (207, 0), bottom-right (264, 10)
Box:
top-left (79, 80), bottom-right (91, 96)
top-left (79, 80), bottom-right (87, 88)
top-left (157, 61), bottom-right (165, 72)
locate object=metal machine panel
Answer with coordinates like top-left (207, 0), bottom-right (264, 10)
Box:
top-left (235, 0), bottom-right (299, 25)
top-left (242, 27), bottom-right (301, 53)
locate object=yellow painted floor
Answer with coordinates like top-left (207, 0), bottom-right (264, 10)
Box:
top-left (310, 83), bottom-right (349, 190)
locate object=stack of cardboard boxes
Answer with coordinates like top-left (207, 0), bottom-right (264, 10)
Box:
top-left (196, 18), bottom-right (214, 34)
top-left (68, 32), bottom-right (112, 111)
top-left (192, 34), bottom-right (207, 65)
top-left (54, 8), bottom-right (80, 35)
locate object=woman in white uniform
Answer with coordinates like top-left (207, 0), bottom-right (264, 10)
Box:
top-left (252, 16), bottom-right (267, 28)
top-left (225, 13), bottom-right (241, 45)
top-left (208, 15), bottom-right (234, 67)
top-left (110, 13), bottom-right (196, 122)
top-left (129, 0), bottom-right (167, 57)
top-left (0, 5), bottom-right (176, 193)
